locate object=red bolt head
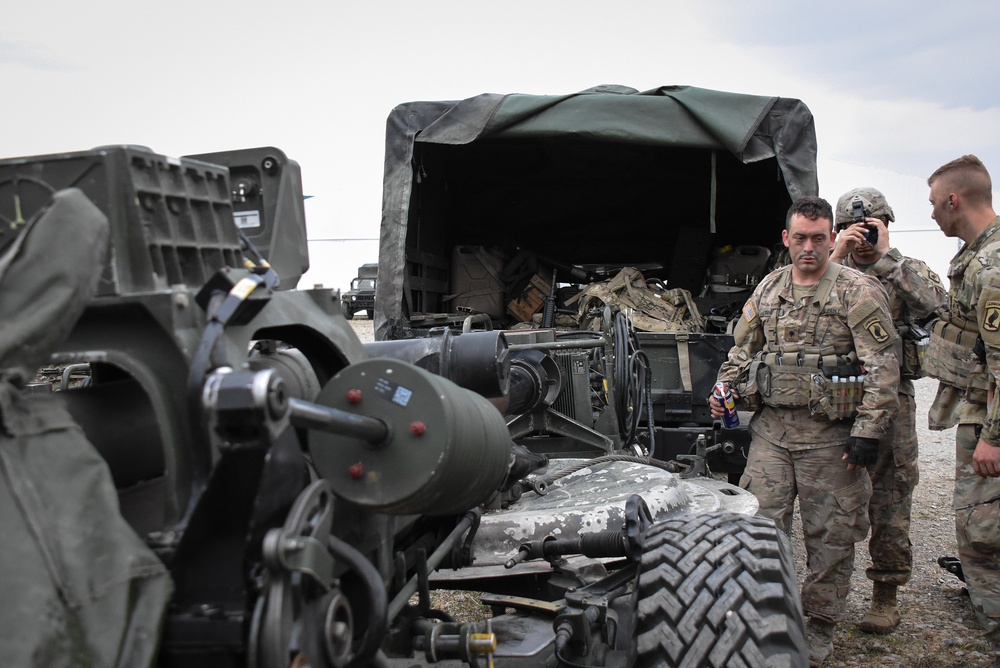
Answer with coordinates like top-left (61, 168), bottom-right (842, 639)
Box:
top-left (409, 421), bottom-right (426, 436)
top-left (349, 463), bottom-right (364, 479)
top-left (347, 388), bottom-right (362, 405)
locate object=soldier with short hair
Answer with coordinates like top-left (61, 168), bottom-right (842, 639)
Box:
top-left (830, 187), bottom-right (947, 634)
top-left (710, 195), bottom-right (900, 666)
top-left (924, 154), bottom-right (1000, 654)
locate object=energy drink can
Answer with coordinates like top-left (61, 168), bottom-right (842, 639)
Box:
top-left (713, 381), bottom-right (740, 428)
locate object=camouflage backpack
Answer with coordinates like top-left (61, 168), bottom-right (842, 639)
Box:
top-left (574, 267), bottom-right (705, 333)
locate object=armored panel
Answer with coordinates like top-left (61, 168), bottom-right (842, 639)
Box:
top-left (0, 146), bottom-right (240, 296)
top-left (186, 147), bottom-right (309, 290)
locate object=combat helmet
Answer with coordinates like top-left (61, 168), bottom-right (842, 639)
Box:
top-left (835, 187), bottom-right (895, 228)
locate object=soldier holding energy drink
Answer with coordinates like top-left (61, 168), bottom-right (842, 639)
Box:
top-left (709, 196), bottom-right (899, 667)
top-left (831, 187), bottom-right (946, 635)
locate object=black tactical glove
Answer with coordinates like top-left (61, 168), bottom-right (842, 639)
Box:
top-left (843, 436), bottom-right (879, 467)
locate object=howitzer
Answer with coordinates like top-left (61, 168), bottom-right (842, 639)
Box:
top-left (2, 143), bottom-right (808, 667)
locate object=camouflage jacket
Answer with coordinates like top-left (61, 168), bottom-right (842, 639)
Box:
top-left (840, 247), bottom-right (946, 397)
top-left (718, 262), bottom-right (899, 449)
top-left (937, 216), bottom-right (1000, 440)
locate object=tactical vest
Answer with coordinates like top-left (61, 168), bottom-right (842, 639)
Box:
top-left (574, 267), bottom-right (705, 333)
top-left (744, 264), bottom-right (865, 420)
top-left (923, 312), bottom-right (990, 403)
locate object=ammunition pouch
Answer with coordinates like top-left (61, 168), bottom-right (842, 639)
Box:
top-left (923, 318), bottom-right (991, 403)
top-left (754, 349), bottom-right (863, 421)
top-left (897, 323), bottom-right (930, 381)
top-left (733, 360), bottom-right (764, 412)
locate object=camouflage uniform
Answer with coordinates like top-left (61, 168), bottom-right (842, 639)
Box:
top-left (926, 216), bottom-right (1000, 635)
top-left (717, 261), bottom-right (899, 626)
top-left (838, 249), bottom-right (946, 586)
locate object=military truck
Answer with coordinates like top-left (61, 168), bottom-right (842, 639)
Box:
top-left (374, 84), bottom-right (819, 479)
top-left (0, 139), bottom-right (807, 667)
top-left (341, 262), bottom-right (378, 319)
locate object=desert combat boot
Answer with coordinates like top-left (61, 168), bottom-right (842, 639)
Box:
top-left (860, 581), bottom-right (901, 634)
top-left (806, 618), bottom-right (836, 666)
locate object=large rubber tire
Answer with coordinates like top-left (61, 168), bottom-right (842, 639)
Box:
top-left (632, 512), bottom-right (808, 668)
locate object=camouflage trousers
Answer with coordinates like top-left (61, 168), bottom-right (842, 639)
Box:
top-left (865, 393), bottom-right (919, 585)
top-left (740, 434), bottom-right (872, 623)
top-left (955, 423), bottom-right (1000, 633)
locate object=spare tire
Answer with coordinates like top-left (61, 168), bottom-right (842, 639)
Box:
top-left (632, 512), bottom-right (807, 667)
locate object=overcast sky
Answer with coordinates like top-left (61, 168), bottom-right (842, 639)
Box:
top-left (3, 1), bottom-right (999, 289)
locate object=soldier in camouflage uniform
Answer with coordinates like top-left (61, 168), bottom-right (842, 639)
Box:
top-left (831, 187), bottom-right (947, 634)
top-left (710, 196), bottom-right (899, 666)
top-left (923, 155), bottom-right (1000, 653)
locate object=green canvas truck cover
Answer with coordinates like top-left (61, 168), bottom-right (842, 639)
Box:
top-left (375, 84), bottom-right (818, 340)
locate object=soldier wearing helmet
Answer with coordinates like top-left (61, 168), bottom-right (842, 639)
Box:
top-left (831, 187), bottom-right (947, 636)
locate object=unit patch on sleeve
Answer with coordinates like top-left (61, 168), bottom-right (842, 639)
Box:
top-left (863, 315), bottom-right (891, 344)
top-left (983, 300), bottom-right (1000, 334)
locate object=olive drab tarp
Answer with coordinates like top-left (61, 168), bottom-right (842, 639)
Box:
top-left (374, 84), bottom-right (819, 340)
top-left (0, 189), bottom-right (172, 667)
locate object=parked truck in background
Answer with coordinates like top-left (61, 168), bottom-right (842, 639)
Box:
top-left (341, 262), bottom-right (378, 319)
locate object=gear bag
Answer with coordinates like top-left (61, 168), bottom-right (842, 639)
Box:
top-left (575, 267), bottom-right (705, 333)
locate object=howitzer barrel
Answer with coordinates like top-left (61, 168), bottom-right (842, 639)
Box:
top-left (309, 359), bottom-right (513, 515)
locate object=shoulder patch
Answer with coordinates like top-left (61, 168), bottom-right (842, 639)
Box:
top-left (743, 301), bottom-right (757, 322)
top-left (983, 300), bottom-right (1000, 333)
top-left (863, 314), bottom-right (891, 344)
top-left (979, 284), bottom-right (1000, 347)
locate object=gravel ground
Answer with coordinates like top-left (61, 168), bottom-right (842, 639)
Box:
top-left (347, 319), bottom-right (995, 665)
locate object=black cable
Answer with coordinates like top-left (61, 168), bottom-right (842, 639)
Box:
top-left (326, 533), bottom-right (388, 668)
top-left (611, 311), bottom-right (649, 445)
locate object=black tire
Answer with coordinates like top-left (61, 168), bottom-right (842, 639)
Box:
top-left (633, 512), bottom-right (807, 668)
top-left (341, 303), bottom-right (355, 319)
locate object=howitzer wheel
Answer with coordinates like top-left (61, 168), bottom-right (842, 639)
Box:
top-left (632, 512), bottom-right (807, 667)
top-left (251, 481), bottom-right (338, 668)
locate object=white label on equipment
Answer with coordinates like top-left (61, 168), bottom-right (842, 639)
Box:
top-left (234, 210), bottom-right (261, 229)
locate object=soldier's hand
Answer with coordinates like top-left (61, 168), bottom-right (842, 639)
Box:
top-left (830, 225), bottom-right (858, 263)
top-left (708, 394), bottom-right (724, 419)
top-left (973, 438), bottom-right (1000, 477)
top-left (842, 436), bottom-right (879, 470)
top-left (708, 389), bottom-right (740, 419)
top-left (867, 217), bottom-right (890, 255)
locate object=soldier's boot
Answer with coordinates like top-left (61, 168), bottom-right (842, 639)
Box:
top-left (985, 627), bottom-right (1000, 666)
top-left (859, 582), bottom-right (900, 634)
top-left (806, 618), bottom-right (836, 667)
